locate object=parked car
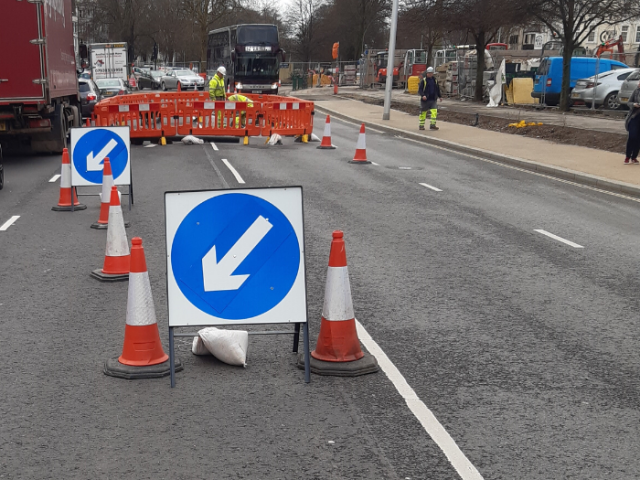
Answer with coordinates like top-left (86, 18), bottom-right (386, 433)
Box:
top-left (78, 79), bottom-right (102, 118)
top-left (78, 70), bottom-right (91, 80)
top-left (137, 70), bottom-right (163, 90)
top-left (571, 67), bottom-right (637, 110)
top-left (160, 69), bottom-right (205, 91)
top-left (532, 57), bottom-right (628, 106)
top-left (95, 78), bottom-right (130, 98)
top-left (618, 69), bottom-right (640, 107)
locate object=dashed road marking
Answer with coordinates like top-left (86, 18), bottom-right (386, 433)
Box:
top-left (371, 161), bottom-right (380, 166)
top-left (48, 174), bottom-right (61, 183)
top-left (420, 182), bottom-right (443, 192)
top-left (0, 216), bottom-right (20, 231)
top-left (221, 158), bottom-right (245, 184)
top-left (534, 229), bottom-right (584, 248)
top-left (211, 142), bottom-right (219, 151)
top-left (356, 319), bottom-right (484, 480)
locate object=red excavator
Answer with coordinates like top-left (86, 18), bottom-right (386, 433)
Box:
top-left (595, 35), bottom-right (626, 64)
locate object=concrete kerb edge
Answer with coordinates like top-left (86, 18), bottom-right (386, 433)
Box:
top-left (314, 104), bottom-right (640, 200)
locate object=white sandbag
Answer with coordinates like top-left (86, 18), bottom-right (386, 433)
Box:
top-left (267, 133), bottom-right (283, 145)
top-left (191, 335), bottom-right (211, 355)
top-left (181, 134), bottom-right (205, 145)
top-left (198, 327), bottom-right (249, 367)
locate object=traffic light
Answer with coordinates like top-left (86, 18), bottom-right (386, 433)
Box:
top-left (151, 43), bottom-right (158, 61)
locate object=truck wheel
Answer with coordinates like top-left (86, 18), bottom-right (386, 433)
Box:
top-left (139, 84), bottom-right (144, 90)
top-left (69, 105), bottom-right (80, 128)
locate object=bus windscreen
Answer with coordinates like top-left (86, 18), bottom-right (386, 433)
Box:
top-left (237, 25), bottom-right (278, 44)
top-left (236, 55), bottom-right (278, 77)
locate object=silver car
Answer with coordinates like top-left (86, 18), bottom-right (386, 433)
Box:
top-left (618, 69), bottom-right (640, 107)
top-left (160, 69), bottom-right (205, 91)
top-left (571, 68), bottom-right (637, 110)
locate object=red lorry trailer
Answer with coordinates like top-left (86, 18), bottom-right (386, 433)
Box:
top-left (0, 0), bottom-right (80, 154)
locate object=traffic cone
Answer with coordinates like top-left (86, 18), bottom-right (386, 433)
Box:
top-left (317, 115), bottom-right (336, 149)
top-left (52, 148), bottom-right (86, 211)
top-left (177, 81), bottom-right (182, 92)
top-left (91, 158), bottom-right (130, 230)
top-left (299, 231), bottom-right (379, 376)
top-left (349, 124), bottom-right (371, 164)
top-left (104, 237), bottom-right (182, 379)
top-left (85, 118), bottom-right (91, 127)
top-left (91, 186), bottom-right (130, 282)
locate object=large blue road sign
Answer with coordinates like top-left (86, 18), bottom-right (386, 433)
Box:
top-left (165, 188), bottom-right (307, 326)
top-left (70, 126), bottom-right (131, 186)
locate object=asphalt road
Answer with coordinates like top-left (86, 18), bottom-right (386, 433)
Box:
top-left (0, 118), bottom-right (639, 479)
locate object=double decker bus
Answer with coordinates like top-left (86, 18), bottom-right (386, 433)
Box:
top-left (207, 24), bottom-right (284, 95)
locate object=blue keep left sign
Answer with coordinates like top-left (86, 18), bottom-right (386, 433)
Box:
top-left (70, 126), bottom-right (131, 186)
top-left (166, 188), bottom-right (306, 326)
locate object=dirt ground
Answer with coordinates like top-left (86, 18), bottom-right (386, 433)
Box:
top-left (344, 95), bottom-right (627, 154)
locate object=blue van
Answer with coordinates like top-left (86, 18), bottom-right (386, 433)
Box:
top-left (532, 57), bottom-right (628, 106)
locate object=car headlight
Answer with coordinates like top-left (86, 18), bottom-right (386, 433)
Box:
top-left (271, 83), bottom-right (278, 89)
top-left (235, 82), bottom-right (243, 90)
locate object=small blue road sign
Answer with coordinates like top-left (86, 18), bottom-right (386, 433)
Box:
top-left (169, 191), bottom-right (302, 322)
top-left (70, 126), bottom-right (130, 186)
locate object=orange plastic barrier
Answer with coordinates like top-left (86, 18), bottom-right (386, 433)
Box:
top-left (91, 92), bottom-right (314, 140)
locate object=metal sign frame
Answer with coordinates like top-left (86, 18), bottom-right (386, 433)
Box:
top-left (164, 186), bottom-right (310, 387)
top-left (69, 126), bottom-right (134, 210)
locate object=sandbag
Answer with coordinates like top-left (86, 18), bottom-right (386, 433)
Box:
top-left (191, 335), bottom-right (211, 356)
top-left (181, 134), bottom-right (204, 145)
top-left (198, 327), bottom-right (249, 367)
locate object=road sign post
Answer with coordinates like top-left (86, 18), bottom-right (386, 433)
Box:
top-left (70, 126), bottom-right (134, 210)
top-left (165, 186), bottom-right (310, 387)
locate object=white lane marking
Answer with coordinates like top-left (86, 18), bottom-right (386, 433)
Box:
top-left (221, 158), bottom-right (245, 184)
top-left (371, 161), bottom-right (380, 166)
top-left (144, 143), bottom-right (157, 148)
top-left (0, 216), bottom-right (20, 231)
top-left (211, 142), bottom-right (219, 151)
top-left (420, 182), bottom-right (443, 192)
top-left (356, 319), bottom-right (484, 480)
top-left (534, 229), bottom-right (584, 248)
top-left (48, 174), bottom-right (61, 183)
top-left (397, 134), bottom-right (640, 204)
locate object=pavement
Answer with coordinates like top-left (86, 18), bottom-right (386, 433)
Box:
top-left (286, 85), bottom-right (628, 135)
top-left (2, 115), bottom-right (640, 479)
top-left (286, 88), bottom-right (640, 197)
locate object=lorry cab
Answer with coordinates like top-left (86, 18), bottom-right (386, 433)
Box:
top-left (532, 56), bottom-right (628, 105)
top-left (400, 49), bottom-right (427, 89)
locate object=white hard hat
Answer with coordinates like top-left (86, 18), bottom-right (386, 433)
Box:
top-left (426, 67), bottom-right (434, 73)
top-left (217, 66), bottom-right (226, 75)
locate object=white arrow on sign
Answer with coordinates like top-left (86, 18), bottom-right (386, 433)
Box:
top-left (202, 215), bottom-right (273, 292)
top-left (86, 138), bottom-right (118, 171)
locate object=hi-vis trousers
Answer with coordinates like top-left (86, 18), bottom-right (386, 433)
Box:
top-left (419, 102), bottom-right (438, 126)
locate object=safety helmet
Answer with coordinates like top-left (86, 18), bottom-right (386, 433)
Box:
top-left (217, 66), bottom-right (226, 75)
top-left (426, 67), bottom-right (434, 73)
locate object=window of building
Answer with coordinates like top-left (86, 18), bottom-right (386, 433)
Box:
top-left (621, 25), bottom-right (629, 42)
top-left (524, 33), bottom-right (536, 45)
top-left (635, 26), bottom-right (640, 43)
top-left (587, 30), bottom-right (596, 42)
top-left (509, 34), bottom-right (519, 45)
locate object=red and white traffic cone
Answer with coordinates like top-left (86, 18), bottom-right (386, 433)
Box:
top-left (350, 123), bottom-right (371, 164)
top-left (317, 115), bottom-right (336, 150)
top-left (177, 81), bottom-right (182, 92)
top-left (85, 118), bottom-right (91, 127)
top-left (104, 237), bottom-right (182, 379)
top-left (52, 148), bottom-right (86, 211)
top-left (91, 158), bottom-right (129, 229)
top-left (91, 186), bottom-right (130, 282)
top-left (304, 231), bottom-right (379, 376)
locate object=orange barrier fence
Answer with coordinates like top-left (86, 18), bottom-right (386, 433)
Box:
top-left (91, 92), bottom-right (314, 141)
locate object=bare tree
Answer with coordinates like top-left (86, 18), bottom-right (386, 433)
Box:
top-left (286, 0), bottom-right (326, 62)
top-left (180, 0), bottom-right (240, 65)
top-left (399, 0), bottom-right (443, 66)
top-left (528, 0), bottom-right (640, 111)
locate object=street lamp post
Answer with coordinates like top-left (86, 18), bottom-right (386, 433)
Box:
top-left (383, 0), bottom-right (400, 121)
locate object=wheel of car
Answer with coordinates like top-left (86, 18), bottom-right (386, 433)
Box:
top-left (138, 84), bottom-right (144, 90)
top-left (604, 92), bottom-right (620, 110)
top-left (162, 82), bottom-right (167, 91)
